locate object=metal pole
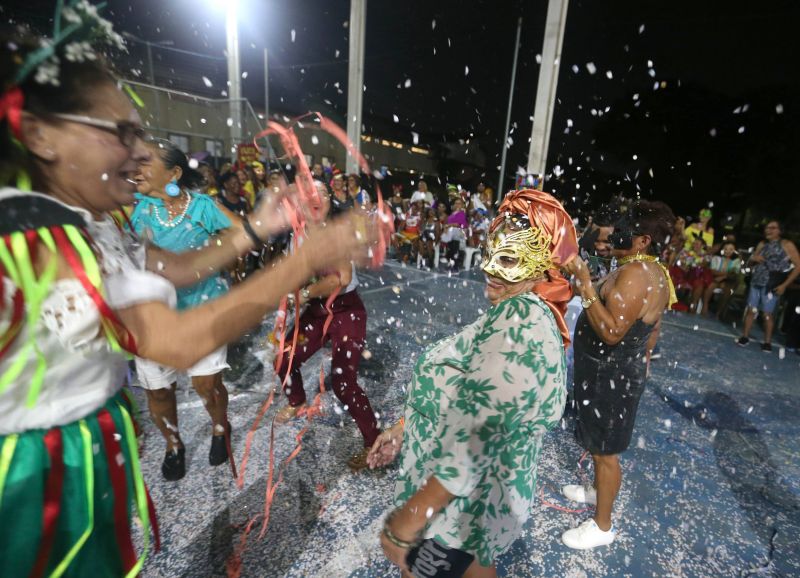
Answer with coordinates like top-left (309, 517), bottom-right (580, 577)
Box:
top-left (346, 0), bottom-right (367, 175)
top-left (526, 0), bottom-right (569, 184)
top-left (145, 42), bottom-right (162, 128)
top-left (497, 17), bottom-right (523, 204)
top-left (264, 48), bottom-right (269, 124)
top-left (226, 0), bottom-right (242, 160)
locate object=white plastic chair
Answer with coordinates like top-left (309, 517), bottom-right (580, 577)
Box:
top-left (462, 246), bottom-right (482, 271)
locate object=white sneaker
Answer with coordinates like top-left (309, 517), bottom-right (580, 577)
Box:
top-left (561, 519), bottom-right (616, 550)
top-left (561, 484), bottom-right (597, 505)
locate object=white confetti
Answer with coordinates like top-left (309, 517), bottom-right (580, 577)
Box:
top-left (202, 76), bottom-right (213, 87)
top-left (464, 65), bottom-right (469, 76)
top-left (404, 78), bottom-right (412, 88)
top-left (776, 103), bottom-right (784, 114)
top-left (605, 70), bottom-right (613, 79)
top-left (393, 114), bottom-right (399, 123)
top-left (311, 135), bottom-right (319, 145)
top-left (585, 62), bottom-right (597, 75)
top-left (291, 29), bottom-right (296, 42)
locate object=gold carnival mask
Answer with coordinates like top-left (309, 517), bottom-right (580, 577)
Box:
top-left (481, 223), bottom-right (553, 283)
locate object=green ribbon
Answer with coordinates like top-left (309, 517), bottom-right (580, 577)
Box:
top-left (50, 420), bottom-right (94, 578)
top-left (0, 434), bottom-right (19, 512)
top-left (0, 231), bottom-right (57, 404)
top-left (119, 402), bottom-right (150, 577)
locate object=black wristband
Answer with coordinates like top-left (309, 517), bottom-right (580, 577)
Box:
top-left (243, 217), bottom-right (267, 247)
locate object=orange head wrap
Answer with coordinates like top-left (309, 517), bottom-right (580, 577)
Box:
top-left (489, 189), bottom-right (578, 348)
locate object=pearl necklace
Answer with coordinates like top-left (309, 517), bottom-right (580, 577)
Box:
top-left (154, 191), bottom-right (191, 228)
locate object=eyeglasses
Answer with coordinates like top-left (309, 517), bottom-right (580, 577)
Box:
top-left (52, 113), bottom-right (151, 148)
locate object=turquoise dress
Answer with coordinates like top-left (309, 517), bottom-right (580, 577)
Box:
top-left (129, 192), bottom-right (231, 310)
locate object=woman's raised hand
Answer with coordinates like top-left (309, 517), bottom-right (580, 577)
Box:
top-left (249, 187), bottom-right (294, 239)
top-left (300, 211), bottom-right (382, 272)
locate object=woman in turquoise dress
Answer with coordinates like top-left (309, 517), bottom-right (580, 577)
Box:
top-left (129, 139), bottom-right (238, 480)
top-left (368, 189), bottom-right (579, 577)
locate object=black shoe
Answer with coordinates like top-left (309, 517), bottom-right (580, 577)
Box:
top-left (761, 342), bottom-right (773, 353)
top-left (736, 336), bottom-right (750, 347)
top-left (209, 423), bottom-right (231, 467)
top-left (162, 448), bottom-right (186, 481)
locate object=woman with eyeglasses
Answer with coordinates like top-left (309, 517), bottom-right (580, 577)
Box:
top-left (0, 27), bottom-right (373, 576)
top-left (130, 139), bottom-right (241, 481)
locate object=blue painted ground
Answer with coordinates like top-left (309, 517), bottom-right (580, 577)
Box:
top-left (137, 261), bottom-right (800, 578)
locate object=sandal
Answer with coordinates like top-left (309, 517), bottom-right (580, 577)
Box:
top-left (347, 447), bottom-right (371, 472)
top-left (275, 403), bottom-right (305, 424)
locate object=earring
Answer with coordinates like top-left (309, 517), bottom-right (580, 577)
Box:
top-left (165, 179), bottom-right (180, 197)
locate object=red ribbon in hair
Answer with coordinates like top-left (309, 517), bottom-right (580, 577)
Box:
top-left (490, 188), bottom-right (579, 348)
top-left (0, 86), bottom-right (24, 141)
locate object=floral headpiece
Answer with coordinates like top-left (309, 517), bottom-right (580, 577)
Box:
top-left (13, 0), bottom-right (126, 87)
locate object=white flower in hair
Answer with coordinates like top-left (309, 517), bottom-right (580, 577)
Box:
top-left (34, 57), bottom-right (61, 86)
top-left (62, 7), bottom-right (81, 24)
top-left (64, 41), bottom-right (97, 62)
top-left (76, 0), bottom-right (100, 19)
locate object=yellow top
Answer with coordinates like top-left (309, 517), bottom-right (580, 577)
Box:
top-left (684, 224), bottom-right (714, 250)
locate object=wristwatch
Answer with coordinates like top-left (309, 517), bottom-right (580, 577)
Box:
top-left (581, 294), bottom-right (599, 309)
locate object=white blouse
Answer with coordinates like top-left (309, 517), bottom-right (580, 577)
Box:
top-left (0, 189), bottom-right (176, 434)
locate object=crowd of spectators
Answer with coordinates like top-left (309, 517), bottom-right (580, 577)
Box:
top-left (388, 179), bottom-right (492, 270)
top-left (175, 156), bottom-right (800, 353)
top-left (577, 197), bottom-right (800, 354)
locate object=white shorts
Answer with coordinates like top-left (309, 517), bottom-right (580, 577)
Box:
top-left (134, 346), bottom-right (229, 390)
top-left (441, 228), bottom-right (466, 244)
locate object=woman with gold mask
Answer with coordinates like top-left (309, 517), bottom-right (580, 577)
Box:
top-left (367, 189), bottom-right (578, 577)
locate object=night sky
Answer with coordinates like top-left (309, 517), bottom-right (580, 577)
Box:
top-left (4, 0), bottom-right (800, 231)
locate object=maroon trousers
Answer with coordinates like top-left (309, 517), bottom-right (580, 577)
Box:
top-left (276, 291), bottom-right (379, 447)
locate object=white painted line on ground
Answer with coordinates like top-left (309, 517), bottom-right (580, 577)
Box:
top-left (661, 319), bottom-right (739, 339)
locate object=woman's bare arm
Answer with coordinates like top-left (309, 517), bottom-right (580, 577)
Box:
top-left (302, 262), bottom-right (352, 301)
top-left (119, 218), bottom-right (368, 369)
top-left (144, 190), bottom-right (287, 288)
top-left (575, 264), bottom-right (650, 345)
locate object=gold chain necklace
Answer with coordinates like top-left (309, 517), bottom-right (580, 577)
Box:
top-left (617, 253), bottom-right (660, 266)
top-left (616, 254), bottom-right (678, 306)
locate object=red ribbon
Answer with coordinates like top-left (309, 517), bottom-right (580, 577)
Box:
top-left (97, 409), bottom-right (138, 573)
top-left (29, 428), bottom-right (64, 578)
top-left (50, 227), bottom-right (138, 355)
top-left (0, 86), bottom-right (23, 141)
top-left (145, 484), bottom-right (161, 552)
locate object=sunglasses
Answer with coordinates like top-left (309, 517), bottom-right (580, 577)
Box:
top-left (53, 113), bottom-right (151, 148)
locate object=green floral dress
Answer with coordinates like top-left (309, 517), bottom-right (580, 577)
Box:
top-left (396, 293), bottom-right (566, 565)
